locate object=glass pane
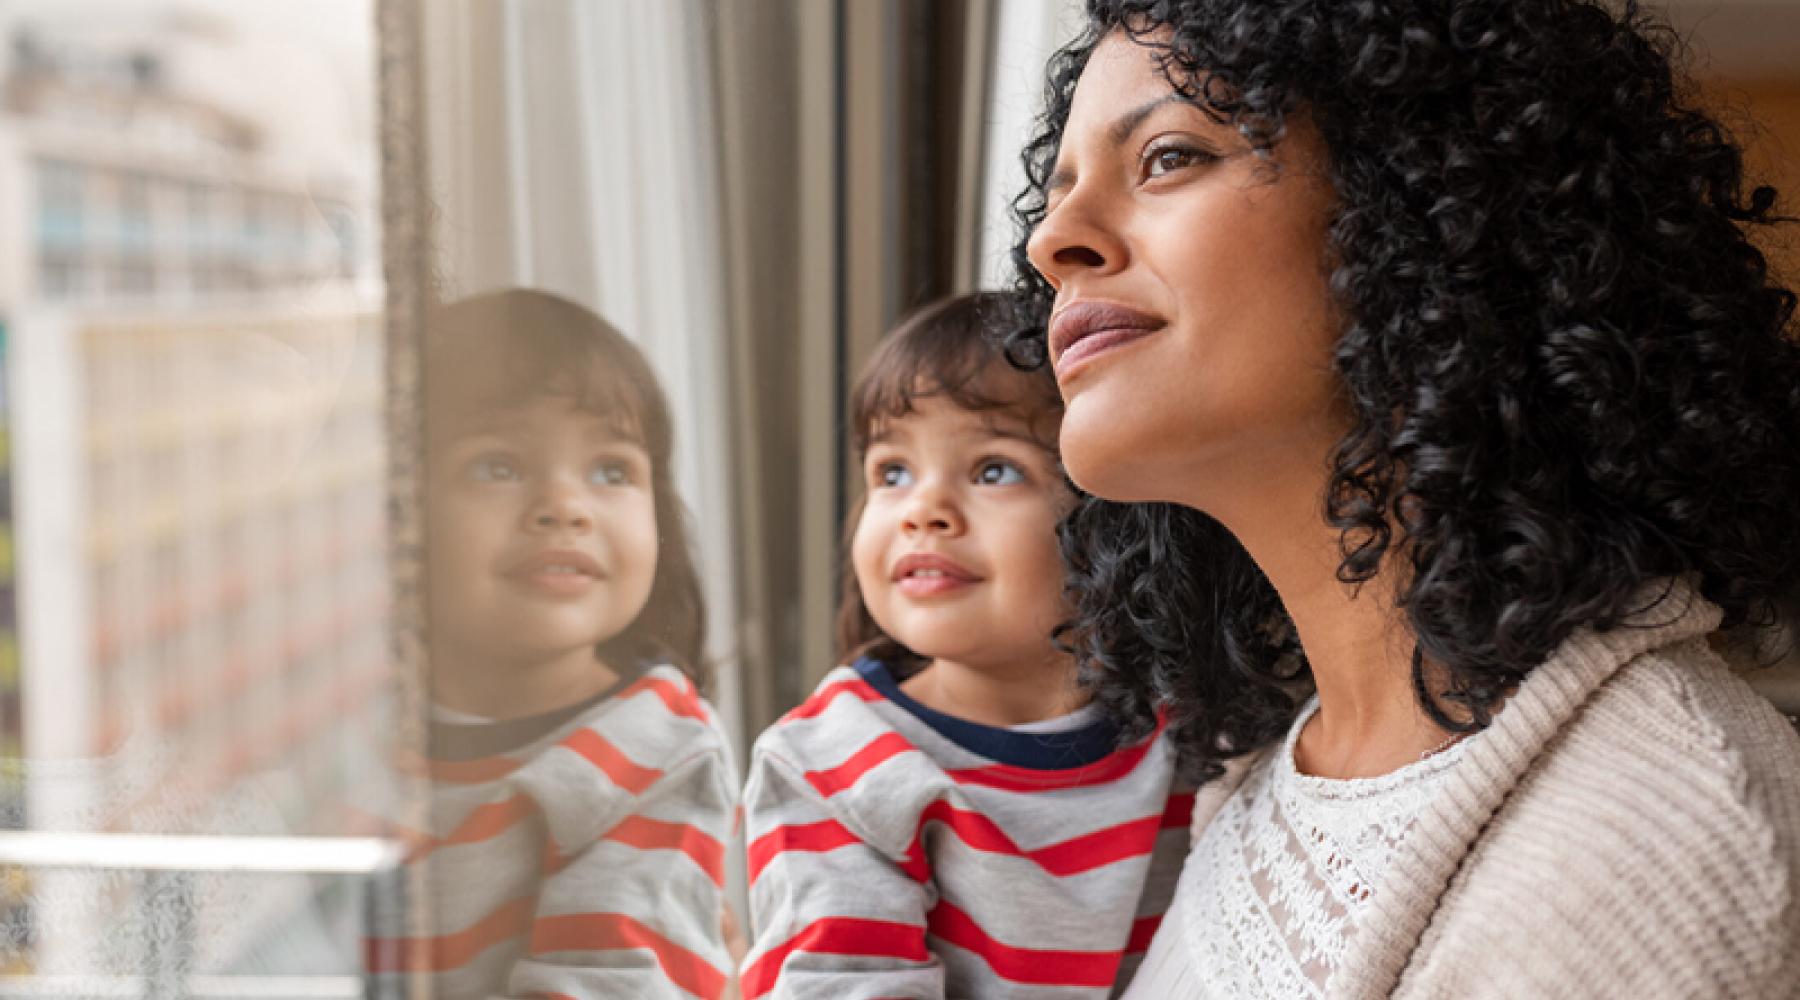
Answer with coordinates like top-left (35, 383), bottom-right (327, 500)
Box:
top-left (0, 0), bottom-right (402, 990)
top-left (401, 2), bottom-right (747, 994)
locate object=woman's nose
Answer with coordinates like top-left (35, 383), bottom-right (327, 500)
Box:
top-left (1026, 184), bottom-right (1125, 291)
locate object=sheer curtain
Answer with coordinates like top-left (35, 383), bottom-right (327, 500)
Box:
top-left (974, 0), bottom-right (1085, 290)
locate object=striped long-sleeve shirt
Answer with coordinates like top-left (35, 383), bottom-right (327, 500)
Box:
top-left (741, 657), bottom-right (1193, 999)
top-left (362, 664), bottom-right (737, 1000)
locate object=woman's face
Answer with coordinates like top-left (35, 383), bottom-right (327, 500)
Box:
top-left (1026, 31), bottom-right (1345, 509)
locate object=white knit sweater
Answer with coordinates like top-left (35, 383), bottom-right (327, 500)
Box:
top-left (1129, 578), bottom-right (1800, 999)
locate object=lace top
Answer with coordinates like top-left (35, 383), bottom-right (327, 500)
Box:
top-left (1126, 697), bottom-right (1473, 999)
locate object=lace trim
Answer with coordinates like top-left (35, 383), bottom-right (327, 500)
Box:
top-left (1173, 699), bottom-right (1475, 998)
top-left (1279, 701), bottom-right (1471, 802)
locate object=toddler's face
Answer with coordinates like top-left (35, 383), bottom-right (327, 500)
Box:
top-left (427, 395), bottom-right (659, 673)
top-left (851, 388), bottom-right (1071, 672)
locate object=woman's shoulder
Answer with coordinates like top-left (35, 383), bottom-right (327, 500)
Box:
top-left (1415, 638), bottom-right (1800, 996)
top-left (1501, 634), bottom-right (1800, 870)
top-left (1568, 635), bottom-right (1800, 817)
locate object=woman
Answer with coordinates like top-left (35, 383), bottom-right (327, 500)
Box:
top-left (1013, 1), bottom-right (1800, 997)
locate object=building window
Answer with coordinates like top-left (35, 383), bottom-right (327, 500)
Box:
top-left (38, 253), bottom-right (84, 300)
top-left (117, 172), bottom-right (152, 253)
top-left (35, 159), bottom-right (86, 249)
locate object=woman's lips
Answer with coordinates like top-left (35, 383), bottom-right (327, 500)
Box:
top-left (1048, 300), bottom-right (1164, 379)
top-left (892, 552), bottom-right (979, 599)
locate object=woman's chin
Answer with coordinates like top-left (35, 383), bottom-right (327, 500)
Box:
top-left (1059, 419), bottom-right (1173, 504)
top-left (1058, 373), bottom-right (1183, 498)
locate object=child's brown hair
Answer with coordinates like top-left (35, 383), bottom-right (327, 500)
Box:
top-left (425, 288), bottom-right (709, 688)
top-left (833, 290), bottom-right (1063, 673)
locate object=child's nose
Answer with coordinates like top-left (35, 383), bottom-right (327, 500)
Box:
top-left (529, 479), bottom-right (594, 532)
top-left (901, 485), bottom-right (963, 535)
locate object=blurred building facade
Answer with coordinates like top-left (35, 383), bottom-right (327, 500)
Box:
top-left (0, 3), bottom-right (387, 980)
top-left (0, 12), bottom-right (378, 307)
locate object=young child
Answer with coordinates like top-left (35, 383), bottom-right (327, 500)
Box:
top-left (364, 289), bottom-right (736, 1000)
top-left (740, 292), bottom-right (1193, 999)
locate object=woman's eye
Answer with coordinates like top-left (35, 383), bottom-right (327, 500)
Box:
top-left (467, 455), bottom-right (521, 482)
top-left (1144, 143), bottom-right (1208, 179)
top-left (589, 461), bottom-right (633, 487)
top-left (976, 460), bottom-right (1026, 486)
top-left (877, 463), bottom-right (913, 488)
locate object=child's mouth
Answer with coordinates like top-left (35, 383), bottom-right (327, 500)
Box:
top-left (515, 567), bottom-right (598, 596)
top-left (507, 549), bottom-right (606, 596)
top-left (897, 570), bottom-right (974, 598)
top-left (892, 553), bottom-right (979, 598)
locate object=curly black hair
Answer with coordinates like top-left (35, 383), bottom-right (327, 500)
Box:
top-left (1009, 0), bottom-right (1800, 782)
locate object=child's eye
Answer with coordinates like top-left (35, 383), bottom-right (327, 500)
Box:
top-left (589, 461), bottom-right (634, 487)
top-left (466, 455), bottom-right (522, 482)
top-left (975, 460), bottom-right (1026, 486)
top-left (876, 462), bottom-right (913, 488)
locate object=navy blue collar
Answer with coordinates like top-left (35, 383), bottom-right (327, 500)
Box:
top-left (854, 656), bottom-right (1121, 770)
top-left (427, 660), bottom-right (647, 760)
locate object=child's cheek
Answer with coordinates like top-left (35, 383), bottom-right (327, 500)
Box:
top-left (848, 506), bottom-right (887, 596)
top-left (621, 495), bottom-right (660, 583)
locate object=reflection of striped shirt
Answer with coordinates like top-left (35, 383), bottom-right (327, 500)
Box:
top-left (741, 657), bottom-right (1192, 999)
top-left (362, 664), bottom-right (736, 1000)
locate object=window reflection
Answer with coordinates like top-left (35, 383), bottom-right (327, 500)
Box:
top-left (365, 290), bottom-right (736, 997)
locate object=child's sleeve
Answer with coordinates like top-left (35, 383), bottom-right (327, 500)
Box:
top-left (505, 743), bottom-right (737, 1000)
top-left (738, 739), bottom-right (945, 1000)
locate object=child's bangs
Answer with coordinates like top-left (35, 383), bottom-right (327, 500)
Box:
top-left (498, 341), bottom-right (656, 446)
top-left (854, 347), bottom-right (1012, 443)
top-left (425, 290), bottom-right (670, 456)
top-left (850, 293), bottom-right (1061, 455)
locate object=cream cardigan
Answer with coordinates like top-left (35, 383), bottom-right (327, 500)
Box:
top-left (1150, 578), bottom-right (1800, 999)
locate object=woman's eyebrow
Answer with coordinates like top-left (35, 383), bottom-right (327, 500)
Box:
top-left (1109, 92), bottom-right (1189, 145)
top-left (1047, 92), bottom-right (1193, 193)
